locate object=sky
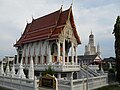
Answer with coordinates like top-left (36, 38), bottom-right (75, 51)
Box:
top-left (0, 0), bottom-right (120, 59)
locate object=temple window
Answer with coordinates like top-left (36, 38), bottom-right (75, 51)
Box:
top-left (44, 56), bottom-right (47, 64)
top-left (28, 57), bottom-right (30, 64)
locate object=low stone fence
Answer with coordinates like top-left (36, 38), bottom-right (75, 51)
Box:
top-left (58, 75), bottom-right (108, 90)
top-left (0, 75), bottom-right (38, 90)
top-left (0, 74), bottom-right (108, 90)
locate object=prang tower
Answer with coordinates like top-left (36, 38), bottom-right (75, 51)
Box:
top-left (84, 32), bottom-right (100, 56)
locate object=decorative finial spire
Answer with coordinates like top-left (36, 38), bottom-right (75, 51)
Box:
top-left (26, 20), bottom-right (28, 24)
top-left (60, 0), bottom-right (63, 12)
top-left (71, 0), bottom-right (74, 6)
top-left (61, 0), bottom-right (64, 7)
top-left (97, 43), bottom-right (100, 56)
top-left (91, 30), bottom-right (93, 35)
top-left (60, 4), bottom-right (63, 11)
top-left (32, 16), bottom-right (34, 21)
top-left (21, 32), bottom-right (22, 36)
top-left (16, 39), bottom-right (17, 43)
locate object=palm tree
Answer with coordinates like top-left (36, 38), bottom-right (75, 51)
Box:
top-left (113, 16), bottom-right (120, 83)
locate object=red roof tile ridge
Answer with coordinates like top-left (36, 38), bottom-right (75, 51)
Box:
top-left (50, 8), bottom-right (71, 38)
top-left (14, 6), bottom-right (81, 46)
top-left (27, 25), bottom-right (56, 35)
top-left (49, 7), bottom-right (63, 38)
top-left (33, 9), bottom-right (61, 23)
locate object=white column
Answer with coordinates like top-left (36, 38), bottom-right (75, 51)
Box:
top-left (57, 41), bottom-right (60, 63)
top-left (46, 45), bottom-right (48, 64)
top-left (67, 56), bottom-right (69, 64)
top-left (58, 73), bottom-right (61, 79)
top-left (22, 47), bottom-right (25, 64)
top-left (48, 44), bottom-right (51, 64)
top-left (71, 42), bottom-right (74, 64)
top-left (63, 39), bottom-right (65, 65)
top-left (21, 48), bottom-right (24, 64)
top-left (26, 46), bottom-right (28, 64)
top-left (17, 50), bottom-right (19, 64)
top-left (25, 56), bottom-right (28, 64)
top-left (70, 72), bottom-right (73, 90)
top-left (28, 57), bottom-right (34, 80)
top-left (41, 55), bottom-right (43, 64)
top-left (75, 46), bottom-right (77, 65)
top-left (35, 55), bottom-right (37, 65)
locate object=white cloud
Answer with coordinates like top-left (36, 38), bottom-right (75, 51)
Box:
top-left (73, 2), bottom-right (120, 57)
top-left (0, 0), bottom-right (120, 58)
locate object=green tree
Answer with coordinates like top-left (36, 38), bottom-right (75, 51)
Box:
top-left (113, 16), bottom-right (120, 83)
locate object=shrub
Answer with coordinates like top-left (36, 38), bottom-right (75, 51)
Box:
top-left (42, 66), bottom-right (55, 76)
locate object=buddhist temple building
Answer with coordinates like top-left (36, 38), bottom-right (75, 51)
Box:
top-left (14, 6), bottom-right (81, 78)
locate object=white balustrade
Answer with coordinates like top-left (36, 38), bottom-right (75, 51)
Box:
top-left (58, 75), bottom-right (108, 90)
top-left (15, 63), bottom-right (80, 72)
top-left (0, 75), bottom-right (38, 90)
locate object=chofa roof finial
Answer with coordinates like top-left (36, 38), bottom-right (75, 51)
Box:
top-left (71, 0), bottom-right (74, 7)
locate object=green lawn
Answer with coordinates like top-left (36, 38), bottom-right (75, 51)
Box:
top-left (95, 85), bottom-right (120, 90)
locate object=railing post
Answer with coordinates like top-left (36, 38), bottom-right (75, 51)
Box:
top-left (70, 72), bottom-right (73, 90)
top-left (34, 76), bottom-right (38, 90)
top-left (3, 75), bottom-right (4, 86)
top-left (10, 76), bottom-right (13, 89)
top-left (70, 78), bottom-right (73, 90)
top-left (20, 78), bottom-right (22, 90)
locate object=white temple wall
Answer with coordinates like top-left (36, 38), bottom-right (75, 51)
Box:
top-left (36, 42), bottom-right (40, 56)
top-left (30, 43), bottom-right (34, 56)
top-left (20, 40), bottom-right (51, 65)
top-left (17, 17), bottom-right (79, 65)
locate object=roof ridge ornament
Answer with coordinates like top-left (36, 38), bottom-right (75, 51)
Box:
top-left (61, 0), bottom-right (63, 9)
top-left (32, 16), bottom-right (34, 21)
top-left (71, 0), bottom-right (74, 7)
top-left (60, 4), bottom-right (63, 12)
top-left (26, 20), bottom-right (28, 24)
top-left (91, 30), bottom-right (93, 35)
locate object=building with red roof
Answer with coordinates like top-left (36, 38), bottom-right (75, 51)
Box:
top-left (14, 5), bottom-right (81, 78)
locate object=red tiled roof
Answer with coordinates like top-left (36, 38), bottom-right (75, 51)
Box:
top-left (14, 6), bottom-right (81, 46)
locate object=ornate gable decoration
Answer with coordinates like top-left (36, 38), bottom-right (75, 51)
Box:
top-left (59, 18), bottom-right (77, 45)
